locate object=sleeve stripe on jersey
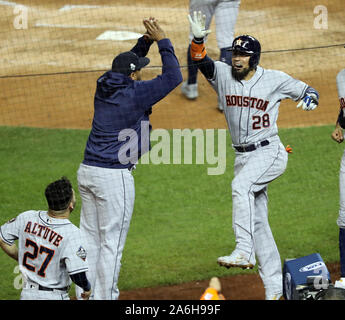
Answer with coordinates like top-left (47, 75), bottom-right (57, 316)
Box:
top-left (0, 227), bottom-right (14, 245)
top-left (68, 267), bottom-right (89, 275)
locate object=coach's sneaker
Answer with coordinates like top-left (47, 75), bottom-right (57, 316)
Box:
top-left (181, 81), bottom-right (198, 100)
top-left (334, 277), bottom-right (345, 289)
top-left (217, 250), bottom-right (254, 270)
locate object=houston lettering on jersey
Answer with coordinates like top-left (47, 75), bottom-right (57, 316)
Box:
top-left (24, 221), bottom-right (63, 247)
top-left (225, 95), bottom-right (269, 112)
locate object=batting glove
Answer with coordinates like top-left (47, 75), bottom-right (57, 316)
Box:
top-left (296, 93), bottom-right (319, 111)
top-left (188, 11), bottom-right (211, 39)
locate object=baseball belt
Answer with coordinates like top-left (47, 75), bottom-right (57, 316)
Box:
top-left (26, 282), bottom-right (69, 292)
top-left (234, 140), bottom-right (269, 153)
top-left (38, 285), bottom-right (70, 292)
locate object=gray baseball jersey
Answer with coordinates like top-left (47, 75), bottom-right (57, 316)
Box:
top-left (337, 69), bottom-right (345, 127)
top-left (337, 69), bottom-right (345, 228)
top-left (337, 69), bottom-right (345, 101)
top-left (210, 63), bottom-right (308, 145)
top-left (0, 210), bottom-right (88, 289)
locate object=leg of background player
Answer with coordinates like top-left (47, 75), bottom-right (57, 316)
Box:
top-left (217, 48), bottom-right (232, 111)
top-left (181, 0), bottom-right (215, 100)
top-left (253, 188), bottom-right (283, 300)
top-left (335, 150), bottom-right (345, 288)
top-left (181, 45), bottom-right (199, 99)
top-left (214, 0), bottom-right (240, 110)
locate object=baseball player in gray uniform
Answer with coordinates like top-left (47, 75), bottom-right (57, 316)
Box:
top-left (188, 11), bottom-right (319, 300)
top-left (0, 177), bottom-right (91, 300)
top-left (181, 0), bottom-right (241, 111)
top-left (331, 64), bottom-right (345, 290)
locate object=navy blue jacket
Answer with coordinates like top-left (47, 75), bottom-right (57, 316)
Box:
top-left (82, 37), bottom-right (182, 169)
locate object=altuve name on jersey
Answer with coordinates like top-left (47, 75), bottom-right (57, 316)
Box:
top-left (24, 221), bottom-right (63, 247)
top-left (225, 94), bottom-right (269, 111)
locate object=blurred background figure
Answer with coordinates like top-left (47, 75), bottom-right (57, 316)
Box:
top-left (181, 0), bottom-right (241, 111)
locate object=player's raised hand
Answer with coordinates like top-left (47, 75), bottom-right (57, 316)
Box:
top-left (331, 127), bottom-right (344, 143)
top-left (188, 11), bottom-right (211, 39)
top-left (296, 93), bottom-right (318, 111)
top-left (143, 18), bottom-right (165, 42)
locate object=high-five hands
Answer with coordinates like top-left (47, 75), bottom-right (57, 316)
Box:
top-left (188, 11), bottom-right (211, 39)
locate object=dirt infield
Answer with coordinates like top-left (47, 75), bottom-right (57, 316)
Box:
top-left (1, 0), bottom-right (345, 300)
top-left (119, 262), bottom-right (341, 300)
top-left (0, 0), bottom-right (344, 129)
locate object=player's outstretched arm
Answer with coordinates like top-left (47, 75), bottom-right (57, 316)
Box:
top-left (0, 238), bottom-right (18, 261)
top-left (188, 11), bottom-right (215, 80)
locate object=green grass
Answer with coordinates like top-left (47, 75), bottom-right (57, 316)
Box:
top-left (0, 125), bottom-right (343, 299)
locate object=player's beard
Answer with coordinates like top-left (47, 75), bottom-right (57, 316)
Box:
top-left (231, 66), bottom-right (252, 81)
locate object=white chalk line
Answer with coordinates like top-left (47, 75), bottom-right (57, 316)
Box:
top-left (35, 22), bottom-right (101, 29)
top-left (0, 0), bottom-right (19, 7)
top-left (58, 4), bottom-right (185, 12)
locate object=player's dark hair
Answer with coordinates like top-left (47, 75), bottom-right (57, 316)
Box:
top-left (45, 176), bottom-right (73, 211)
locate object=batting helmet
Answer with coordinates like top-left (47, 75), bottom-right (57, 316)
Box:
top-left (230, 35), bottom-right (261, 69)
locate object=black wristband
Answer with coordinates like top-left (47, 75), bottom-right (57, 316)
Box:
top-left (193, 37), bottom-right (204, 44)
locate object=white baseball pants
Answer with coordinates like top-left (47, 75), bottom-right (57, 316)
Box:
top-left (231, 138), bottom-right (288, 295)
top-left (76, 164), bottom-right (135, 300)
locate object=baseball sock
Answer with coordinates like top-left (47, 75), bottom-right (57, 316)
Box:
top-left (187, 44), bottom-right (198, 85)
top-left (219, 47), bottom-right (232, 65)
top-left (339, 228), bottom-right (345, 277)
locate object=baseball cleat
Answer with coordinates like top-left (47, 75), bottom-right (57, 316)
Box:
top-left (217, 251), bottom-right (254, 270)
top-left (181, 81), bottom-right (198, 100)
top-left (334, 278), bottom-right (345, 289)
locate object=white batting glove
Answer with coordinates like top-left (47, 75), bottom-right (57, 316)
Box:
top-left (296, 93), bottom-right (319, 111)
top-left (188, 11), bottom-right (211, 39)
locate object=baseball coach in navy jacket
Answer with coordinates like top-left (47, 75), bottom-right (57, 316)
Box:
top-left (76, 18), bottom-right (182, 300)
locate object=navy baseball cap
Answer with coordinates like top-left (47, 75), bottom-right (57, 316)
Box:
top-left (112, 51), bottom-right (150, 76)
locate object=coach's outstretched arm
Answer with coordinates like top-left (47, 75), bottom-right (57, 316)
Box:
top-left (188, 11), bottom-right (215, 80)
top-left (134, 18), bottom-right (183, 109)
top-left (130, 28), bottom-right (154, 58)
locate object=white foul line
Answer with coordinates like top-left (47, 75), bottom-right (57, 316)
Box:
top-left (0, 0), bottom-right (19, 7)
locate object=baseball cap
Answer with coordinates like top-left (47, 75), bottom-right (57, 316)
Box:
top-left (112, 51), bottom-right (150, 76)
